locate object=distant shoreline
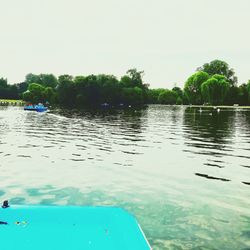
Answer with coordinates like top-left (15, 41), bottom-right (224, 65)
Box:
top-left (1, 99), bottom-right (250, 109)
top-left (184, 105), bottom-right (250, 109)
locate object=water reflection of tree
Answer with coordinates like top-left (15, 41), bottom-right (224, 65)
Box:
top-left (75, 108), bottom-right (147, 147)
top-left (119, 109), bottom-right (146, 131)
top-left (235, 110), bottom-right (250, 136)
top-left (147, 105), bottom-right (183, 127)
top-left (182, 107), bottom-right (236, 149)
top-left (53, 107), bottom-right (146, 133)
top-left (169, 106), bottom-right (183, 125)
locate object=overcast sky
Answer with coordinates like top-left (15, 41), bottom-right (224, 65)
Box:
top-left (0, 0), bottom-right (249, 88)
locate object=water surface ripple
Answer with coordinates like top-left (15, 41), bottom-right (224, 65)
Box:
top-left (0, 105), bottom-right (250, 249)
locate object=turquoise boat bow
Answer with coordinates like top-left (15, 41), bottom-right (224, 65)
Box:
top-left (0, 206), bottom-right (151, 250)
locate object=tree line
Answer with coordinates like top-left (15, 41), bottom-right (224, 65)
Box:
top-left (1, 60), bottom-right (250, 106)
top-left (149, 60), bottom-right (250, 106)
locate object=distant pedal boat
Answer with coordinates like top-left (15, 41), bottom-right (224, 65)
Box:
top-left (24, 103), bottom-right (48, 112)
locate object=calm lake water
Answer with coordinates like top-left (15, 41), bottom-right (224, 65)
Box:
top-left (0, 105), bottom-right (250, 249)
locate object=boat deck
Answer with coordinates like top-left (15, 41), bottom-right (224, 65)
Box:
top-left (0, 206), bottom-right (151, 250)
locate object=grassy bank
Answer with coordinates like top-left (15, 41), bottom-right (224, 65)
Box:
top-left (0, 99), bottom-right (25, 105)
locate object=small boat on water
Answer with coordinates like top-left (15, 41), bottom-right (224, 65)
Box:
top-left (0, 205), bottom-right (151, 250)
top-left (24, 103), bottom-right (48, 112)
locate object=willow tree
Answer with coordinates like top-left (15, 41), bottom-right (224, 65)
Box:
top-left (197, 60), bottom-right (237, 86)
top-left (184, 71), bottom-right (209, 104)
top-left (201, 75), bottom-right (230, 105)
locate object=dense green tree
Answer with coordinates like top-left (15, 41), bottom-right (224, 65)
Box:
top-left (23, 83), bottom-right (45, 103)
top-left (83, 75), bottom-right (102, 105)
top-left (15, 82), bottom-right (29, 96)
top-left (120, 75), bottom-right (133, 88)
top-left (25, 73), bottom-right (41, 85)
top-left (247, 80), bottom-right (250, 102)
top-left (147, 89), bottom-right (165, 104)
top-left (100, 75), bottom-right (121, 105)
top-left (238, 84), bottom-right (249, 105)
top-left (8, 85), bottom-right (19, 98)
top-left (57, 75), bottom-right (76, 106)
top-left (224, 86), bottom-right (239, 105)
top-left (197, 60), bottom-right (237, 86)
top-left (56, 72), bottom-right (147, 107)
top-left (184, 71), bottom-right (209, 104)
top-left (0, 78), bottom-right (19, 99)
top-left (58, 75), bottom-right (73, 85)
top-left (26, 73), bottom-right (58, 88)
top-left (121, 87), bottom-right (144, 105)
top-left (158, 90), bottom-right (177, 104)
top-left (176, 96), bottom-right (183, 105)
top-left (39, 74), bottom-right (58, 88)
top-left (201, 74), bottom-right (230, 105)
top-left (172, 86), bottom-right (183, 97)
top-left (74, 76), bottom-right (87, 106)
top-left (0, 78), bottom-right (7, 87)
top-left (43, 87), bottom-right (57, 104)
top-left (172, 86), bottom-right (183, 104)
top-left (22, 91), bottom-right (33, 102)
top-left (126, 68), bottom-right (144, 87)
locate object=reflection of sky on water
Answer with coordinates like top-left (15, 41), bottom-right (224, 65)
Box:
top-left (0, 105), bottom-right (250, 249)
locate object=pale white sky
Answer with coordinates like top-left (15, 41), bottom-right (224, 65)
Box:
top-left (0, 0), bottom-right (249, 88)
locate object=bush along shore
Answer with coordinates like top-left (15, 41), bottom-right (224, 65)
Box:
top-left (1, 60), bottom-right (250, 108)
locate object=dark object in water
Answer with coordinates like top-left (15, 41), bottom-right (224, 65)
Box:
top-left (2, 200), bottom-right (10, 208)
top-left (195, 173), bottom-right (230, 182)
top-left (242, 182), bottom-right (250, 186)
top-left (0, 221), bottom-right (8, 225)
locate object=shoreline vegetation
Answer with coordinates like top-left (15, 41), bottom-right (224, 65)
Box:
top-left (0, 59), bottom-right (250, 108)
top-left (187, 105), bottom-right (250, 109)
top-left (2, 101), bottom-right (250, 109)
top-left (0, 99), bottom-right (25, 105)
top-left (1, 97), bottom-right (250, 109)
